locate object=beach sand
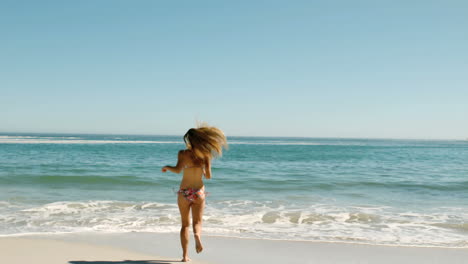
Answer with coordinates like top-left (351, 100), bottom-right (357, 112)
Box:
top-left (1, 236), bottom-right (198, 264)
top-left (2, 232), bottom-right (467, 264)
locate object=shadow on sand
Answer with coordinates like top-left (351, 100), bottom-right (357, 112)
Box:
top-left (69, 260), bottom-right (180, 264)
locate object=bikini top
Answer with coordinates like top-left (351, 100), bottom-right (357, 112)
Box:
top-left (183, 163), bottom-right (206, 175)
top-left (183, 164), bottom-right (203, 169)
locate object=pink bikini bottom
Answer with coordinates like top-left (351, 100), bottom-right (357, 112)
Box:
top-left (178, 188), bottom-right (205, 202)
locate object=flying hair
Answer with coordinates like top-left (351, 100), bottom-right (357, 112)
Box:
top-left (183, 124), bottom-right (228, 161)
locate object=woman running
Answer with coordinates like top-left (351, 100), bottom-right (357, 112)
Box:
top-left (162, 125), bottom-right (227, 262)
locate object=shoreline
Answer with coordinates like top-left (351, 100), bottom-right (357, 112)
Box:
top-left (2, 232), bottom-right (468, 264)
top-left (202, 233), bottom-right (468, 249)
top-left (2, 231), bottom-right (467, 249)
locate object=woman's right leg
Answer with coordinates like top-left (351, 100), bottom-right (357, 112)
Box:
top-left (191, 197), bottom-right (205, 253)
top-left (178, 194), bottom-right (191, 262)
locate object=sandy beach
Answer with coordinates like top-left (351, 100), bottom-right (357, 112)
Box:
top-left (2, 235), bottom-right (201, 264)
top-left (2, 232), bottom-right (468, 264)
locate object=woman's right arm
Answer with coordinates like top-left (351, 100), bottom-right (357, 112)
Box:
top-left (162, 150), bottom-right (185, 174)
top-left (204, 158), bottom-right (212, 179)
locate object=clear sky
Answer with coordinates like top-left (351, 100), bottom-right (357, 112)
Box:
top-left (1, 1), bottom-right (467, 139)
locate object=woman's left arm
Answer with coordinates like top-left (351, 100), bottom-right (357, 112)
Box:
top-left (162, 150), bottom-right (185, 174)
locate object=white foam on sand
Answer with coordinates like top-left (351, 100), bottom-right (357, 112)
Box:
top-left (2, 200), bottom-right (467, 248)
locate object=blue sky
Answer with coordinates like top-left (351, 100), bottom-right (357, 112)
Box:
top-left (1, 1), bottom-right (467, 139)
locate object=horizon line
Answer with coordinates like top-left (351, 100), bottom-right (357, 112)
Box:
top-left (0, 131), bottom-right (465, 141)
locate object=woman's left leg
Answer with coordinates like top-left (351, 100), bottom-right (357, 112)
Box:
top-left (178, 194), bottom-right (192, 262)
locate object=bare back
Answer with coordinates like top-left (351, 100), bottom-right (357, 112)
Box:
top-left (179, 150), bottom-right (206, 189)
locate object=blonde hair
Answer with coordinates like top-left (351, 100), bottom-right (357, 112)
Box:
top-left (183, 125), bottom-right (228, 161)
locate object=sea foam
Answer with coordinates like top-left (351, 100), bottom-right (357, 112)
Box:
top-left (1, 200), bottom-right (467, 248)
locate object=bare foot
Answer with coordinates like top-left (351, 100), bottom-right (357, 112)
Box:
top-left (195, 236), bottom-right (204, 253)
top-left (182, 256), bottom-right (191, 262)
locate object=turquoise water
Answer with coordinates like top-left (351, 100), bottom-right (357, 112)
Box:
top-left (0, 133), bottom-right (467, 247)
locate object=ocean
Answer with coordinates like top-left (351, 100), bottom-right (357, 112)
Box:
top-left (0, 133), bottom-right (467, 248)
